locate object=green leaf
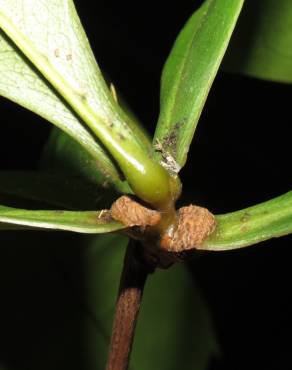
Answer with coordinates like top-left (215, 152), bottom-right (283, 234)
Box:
top-left (223, 0), bottom-right (292, 83)
top-left (0, 204), bottom-right (124, 233)
top-left (0, 230), bottom-right (218, 370)
top-left (0, 1), bottom-right (174, 208)
top-left (131, 264), bottom-right (219, 370)
top-left (154, 0), bottom-right (244, 169)
top-left (0, 170), bottom-right (117, 210)
top-left (203, 191), bottom-right (292, 251)
top-left (66, 235), bottom-right (219, 370)
top-left (40, 86), bottom-right (152, 196)
top-left (41, 127), bottom-right (132, 195)
top-left (0, 15), bottom-right (125, 192)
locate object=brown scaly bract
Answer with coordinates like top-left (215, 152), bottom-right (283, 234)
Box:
top-left (110, 196), bottom-right (216, 255)
top-left (160, 205), bottom-right (216, 252)
top-left (110, 196), bottom-right (161, 228)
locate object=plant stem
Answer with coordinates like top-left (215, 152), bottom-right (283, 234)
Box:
top-left (106, 240), bottom-right (154, 370)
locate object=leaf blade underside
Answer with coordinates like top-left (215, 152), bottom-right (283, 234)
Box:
top-left (0, 0), bottom-right (139, 192)
top-left (0, 204), bottom-right (124, 233)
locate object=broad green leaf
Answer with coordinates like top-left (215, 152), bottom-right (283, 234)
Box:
top-left (223, 0), bottom-right (292, 83)
top-left (0, 230), bottom-right (218, 370)
top-left (66, 236), bottom-right (219, 370)
top-left (0, 18), bottom-right (126, 193)
top-left (0, 1), bottom-right (172, 207)
top-left (154, 0), bottom-right (244, 169)
top-left (0, 203), bottom-right (124, 233)
top-left (203, 191), bottom-right (292, 251)
top-left (131, 264), bottom-right (219, 370)
top-left (0, 170), bottom-right (117, 210)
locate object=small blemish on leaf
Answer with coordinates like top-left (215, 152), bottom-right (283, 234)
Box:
top-left (163, 121), bottom-right (184, 152)
top-left (80, 93), bottom-right (87, 102)
top-left (154, 139), bottom-right (181, 174)
top-left (54, 48), bottom-right (60, 58)
top-left (241, 213), bottom-right (250, 222)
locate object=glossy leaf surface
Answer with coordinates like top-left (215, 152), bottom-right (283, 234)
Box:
top-left (203, 191), bottom-right (292, 251)
top-left (0, 1), bottom-right (128, 191)
top-left (0, 1), bottom-right (172, 207)
top-left (155, 0), bottom-right (244, 169)
top-left (223, 0), bottom-right (292, 83)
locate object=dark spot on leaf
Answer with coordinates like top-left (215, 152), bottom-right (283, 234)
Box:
top-left (161, 121), bottom-right (183, 156)
top-left (80, 94), bottom-right (87, 102)
top-left (240, 225), bottom-right (249, 232)
top-left (240, 212), bottom-right (250, 223)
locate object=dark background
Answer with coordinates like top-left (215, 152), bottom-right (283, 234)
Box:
top-left (0, 1), bottom-right (291, 370)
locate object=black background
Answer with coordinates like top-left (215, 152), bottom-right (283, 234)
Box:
top-left (0, 1), bottom-right (291, 369)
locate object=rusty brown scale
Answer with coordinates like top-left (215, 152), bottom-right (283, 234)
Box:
top-left (110, 196), bottom-right (216, 256)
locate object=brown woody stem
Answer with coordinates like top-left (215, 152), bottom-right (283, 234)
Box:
top-left (105, 240), bottom-right (154, 370)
